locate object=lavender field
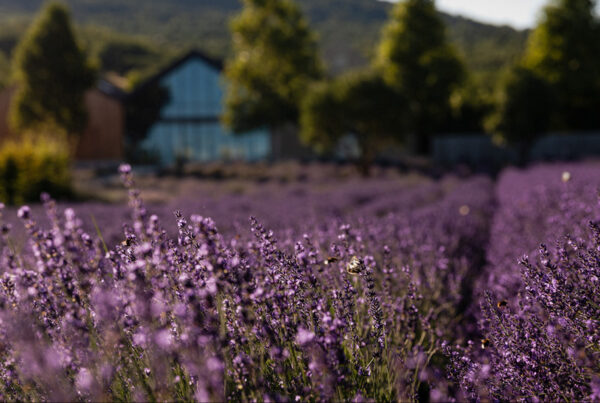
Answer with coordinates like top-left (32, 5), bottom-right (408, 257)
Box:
top-left (0, 162), bottom-right (599, 401)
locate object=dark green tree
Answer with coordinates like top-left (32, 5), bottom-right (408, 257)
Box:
top-left (300, 70), bottom-right (407, 175)
top-left (375, 0), bottom-right (464, 154)
top-left (125, 82), bottom-right (170, 161)
top-left (223, 0), bottom-right (323, 133)
top-left (446, 80), bottom-right (494, 133)
top-left (523, 0), bottom-right (600, 130)
top-left (488, 66), bottom-right (556, 164)
top-left (96, 37), bottom-right (163, 76)
top-left (10, 2), bottom-right (96, 137)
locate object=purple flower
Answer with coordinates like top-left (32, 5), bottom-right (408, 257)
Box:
top-left (118, 163), bottom-right (131, 174)
top-left (17, 205), bottom-right (30, 219)
top-left (295, 328), bottom-right (315, 346)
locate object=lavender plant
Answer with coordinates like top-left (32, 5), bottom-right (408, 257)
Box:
top-left (10, 161), bottom-right (600, 401)
top-left (0, 165), bottom-right (495, 401)
top-left (447, 164), bottom-right (600, 401)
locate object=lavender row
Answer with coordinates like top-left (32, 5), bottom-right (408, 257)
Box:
top-left (0, 167), bottom-right (494, 401)
top-left (482, 163), bottom-right (600, 298)
top-left (448, 163), bottom-right (600, 401)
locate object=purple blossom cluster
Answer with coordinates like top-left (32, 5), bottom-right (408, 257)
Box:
top-left (447, 163), bottom-right (600, 401)
top-left (481, 163), bottom-right (600, 298)
top-left (1, 161), bottom-right (599, 401)
top-left (0, 165), bottom-right (496, 401)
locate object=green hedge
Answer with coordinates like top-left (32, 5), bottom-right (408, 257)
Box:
top-left (0, 137), bottom-right (72, 205)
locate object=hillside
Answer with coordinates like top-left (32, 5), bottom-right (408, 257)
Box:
top-left (0, 0), bottom-right (528, 88)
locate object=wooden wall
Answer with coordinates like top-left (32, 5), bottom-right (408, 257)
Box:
top-left (0, 86), bottom-right (124, 161)
top-left (76, 89), bottom-right (124, 160)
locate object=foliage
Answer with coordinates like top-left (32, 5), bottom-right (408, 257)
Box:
top-left (446, 80), bottom-right (494, 133)
top-left (9, 2), bottom-right (96, 137)
top-left (443, 14), bottom-right (528, 94)
top-left (300, 70), bottom-right (407, 174)
top-left (223, 0), bottom-right (323, 133)
top-left (375, 0), bottom-right (465, 154)
top-left (487, 66), bottom-right (555, 156)
top-left (77, 26), bottom-right (173, 82)
top-left (0, 16), bottom-right (29, 57)
top-left (124, 82), bottom-right (170, 153)
top-left (485, 0), bottom-right (600, 159)
top-left (0, 0), bottom-right (529, 86)
top-left (95, 37), bottom-right (162, 77)
top-left (523, 0), bottom-right (600, 130)
top-left (0, 19), bottom-right (170, 84)
top-left (0, 135), bottom-right (71, 205)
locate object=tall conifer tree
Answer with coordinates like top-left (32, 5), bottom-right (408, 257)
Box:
top-left (10, 2), bottom-right (96, 137)
top-left (223, 0), bottom-right (323, 133)
top-left (375, 0), bottom-right (463, 154)
top-left (523, 0), bottom-right (600, 129)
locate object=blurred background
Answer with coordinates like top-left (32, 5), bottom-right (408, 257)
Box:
top-left (0, 0), bottom-right (599, 204)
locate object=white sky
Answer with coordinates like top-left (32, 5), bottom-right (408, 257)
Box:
top-left (381, 0), bottom-right (600, 29)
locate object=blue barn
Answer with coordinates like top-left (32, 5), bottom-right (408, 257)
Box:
top-left (133, 50), bottom-right (271, 165)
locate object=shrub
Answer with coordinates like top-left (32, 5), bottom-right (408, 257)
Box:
top-left (0, 136), bottom-right (72, 204)
top-left (0, 166), bottom-right (494, 401)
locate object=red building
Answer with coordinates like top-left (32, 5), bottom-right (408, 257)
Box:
top-left (0, 79), bottom-right (126, 162)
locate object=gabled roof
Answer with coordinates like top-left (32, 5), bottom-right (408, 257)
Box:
top-left (127, 50), bottom-right (223, 98)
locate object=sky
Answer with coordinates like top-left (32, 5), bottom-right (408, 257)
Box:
top-left (381, 0), bottom-right (599, 29)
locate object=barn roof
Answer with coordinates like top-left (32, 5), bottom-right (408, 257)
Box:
top-left (127, 50), bottom-right (223, 98)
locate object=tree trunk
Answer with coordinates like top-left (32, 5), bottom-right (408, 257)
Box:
top-left (415, 131), bottom-right (431, 155)
top-left (358, 156), bottom-right (372, 177)
top-left (517, 140), bottom-right (532, 167)
top-left (68, 133), bottom-right (80, 159)
top-left (270, 124), bottom-right (313, 161)
top-left (357, 138), bottom-right (374, 177)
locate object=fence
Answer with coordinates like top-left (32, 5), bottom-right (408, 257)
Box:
top-left (433, 132), bottom-right (600, 169)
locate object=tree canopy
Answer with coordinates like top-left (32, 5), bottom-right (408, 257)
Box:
top-left (522, 0), bottom-right (600, 130)
top-left (300, 70), bottom-right (407, 175)
top-left (223, 0), bottom-right (323, 133)
top-left (95, 36), bottom-right (164, 78)
top-left (490, 0), bottom-right (600, 156)
top-left (375, 0), bottom-right (464, 154)
top-left (0, 0), bottom-right (528, 85)
top-left (488, 66), bottom-right (555, 158)
top-left (9, 2), bottom-right (96, 137)
top-left (125, 82), bottom-right (170, 155)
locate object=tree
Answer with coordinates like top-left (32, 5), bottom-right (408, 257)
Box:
top-left (9, 2), bottom-right (96, 138)
top-left (0, 51), bottom-right (9, 90)
top-left (96, 37), bottom-right (163, 77)
top-left (300, 70), bottom-right (407, 175)
top-left (445, 80), bottom-right (494, 134)
top-left (124, 81), bottom-right (170, 160)
top-left (487, 66), bottom-right (556, 164)
top-left (523, 0), bottom-right (600, 130)
top-left (223, 0), bottom-right (323, 133)
top-left (375, 0), bottom-right (464, 154)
